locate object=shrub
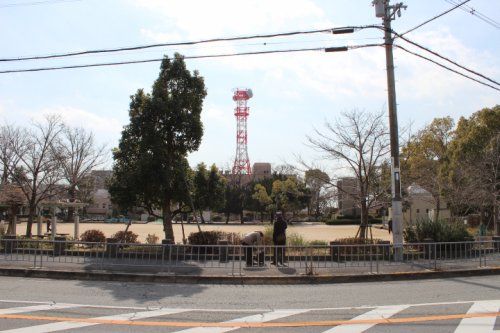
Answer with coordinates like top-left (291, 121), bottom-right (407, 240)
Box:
top-left (308, 240), bottom-right (328, 246)
top-left (80, 229), bottom-right (106, 243)
top-left (110, 230), bottom-right (139, 243)
top-left (211, 215), bottom-right (223, 222)
top-left (145, 233), bottom-right (159, 245)
top-left (287, 233), bottom-right (306, 246)
top-left (147, 216), bottom-right (157, 222)
top-left (403, 219), bottom-right (472, 243)
top-left (332, 237), bottom-right (387, 245)
top-left (325, 218), bottom-right (382, 225)
top-left (188, 231), bottom-right (221, 245)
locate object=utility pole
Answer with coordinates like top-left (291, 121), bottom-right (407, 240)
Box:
top-left (373, 0), bottom-right (406, 259)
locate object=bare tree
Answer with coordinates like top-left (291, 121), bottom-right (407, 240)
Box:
top-left (55, 126), bottom-right (107, 221)
top-left (0, 184), bottom-right (26, 234)
top-left (9, 115), bottom-right (65, 237)
top-left (307, 109), bottom-right (391, 240)
top-left (0, 125), bottom-right (26, 185)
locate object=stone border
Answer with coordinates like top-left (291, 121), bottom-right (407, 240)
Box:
top-left (0, 266), bottom-right (498, 285)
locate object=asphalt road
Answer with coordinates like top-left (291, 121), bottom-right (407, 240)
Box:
top-left (0, 275), bottom-right (498, 332)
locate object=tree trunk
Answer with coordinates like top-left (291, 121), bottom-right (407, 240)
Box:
top-left (494, 195), bottom-right (499, 236)
top-left (358, 199), bottom-right (368, 240)
top-left (240, 210), bottom-right (244, 224)
top-left (225, 212), bottom-right (229, 224)
top-left (162, 201), bottom-right (174, 242)
top-left (66, 186), bottom-right (76, 222)
top-left (25, 204), bottom-right (36, 237)
top-left (199, 209), bottom-right (205, 223)
top-left (433, 197), bottom-right (441, 222)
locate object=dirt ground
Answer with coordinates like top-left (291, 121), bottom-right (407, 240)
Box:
top-left (13, 221), bottom-right (392, 243)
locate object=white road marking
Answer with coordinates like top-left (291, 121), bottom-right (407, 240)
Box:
top-left (455, 300), bottom-right (500, 333)
top-left (170, 309), bottom-right (311, 333)
top-left (320, 305), bottom-right (410, 333)
top-left (0, 298), bottom-right (498, 312)
top-left (0, 304), bottom-right (78, 315)
top-left (0, 308), bottom-right (191, 333)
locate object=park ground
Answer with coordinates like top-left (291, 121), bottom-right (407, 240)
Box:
top-left (14, 221), bottom-right (392, 243)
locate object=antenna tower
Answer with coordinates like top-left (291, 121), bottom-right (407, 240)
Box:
top-left (232, 88), bottom-right (253, 175)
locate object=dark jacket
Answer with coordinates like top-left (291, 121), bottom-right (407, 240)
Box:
top-left (273, 217), bottom-right (287, 244)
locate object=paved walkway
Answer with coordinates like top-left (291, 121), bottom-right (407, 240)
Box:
top-left (12, 222), bottom-right (392, 243)
top-left (1, 252), bottom-right (498, 278)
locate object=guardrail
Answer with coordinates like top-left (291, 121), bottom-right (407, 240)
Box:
top-left (0, 238), bottom-right (498, 276)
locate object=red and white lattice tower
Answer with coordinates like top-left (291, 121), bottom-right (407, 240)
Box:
top-left (232, 88), bottom-right (253, 175)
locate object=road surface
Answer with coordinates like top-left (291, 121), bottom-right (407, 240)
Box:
top-left (0, 275), bottom-right (498, 332)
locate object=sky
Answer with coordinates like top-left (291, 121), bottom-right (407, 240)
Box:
top-left (0, 0), bottom-right (499, 173)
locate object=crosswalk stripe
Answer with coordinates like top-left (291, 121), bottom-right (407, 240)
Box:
top-left (319, 305), bottom-right (410, 333)
top-left (455, 300), bottom-right (500, 333)
top-left (0, 304), bottom-right (78, 315)
top-left (170, 309), bottom-right (311, 333)
top-left (0, 308), bottom-right (191, 333)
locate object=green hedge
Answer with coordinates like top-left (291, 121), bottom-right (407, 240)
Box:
top-left (403, 219), bottom-right (471, 243)
top-left (325, 218), bottom-right (382, 225)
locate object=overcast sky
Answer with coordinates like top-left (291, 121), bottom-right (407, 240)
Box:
top-left (0, 0), bottom-right (498, 172)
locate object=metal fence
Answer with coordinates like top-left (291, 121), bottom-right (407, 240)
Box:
top-left (0, 238), bottom-right (499, 276)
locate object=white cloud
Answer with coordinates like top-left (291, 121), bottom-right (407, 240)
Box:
top-left (202, 104), bottom-right (233, 127)
top-left (35, 106), bottom-right (124, 138)
top-left (134, 0), bottom-right (329, 38)
top-left (140, 28), bottom-right (183, 43)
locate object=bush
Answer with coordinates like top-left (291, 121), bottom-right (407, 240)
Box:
top-left (187, 231), bottom-right (221, 245)
top-left (403, 219), bottom-right (472, 243)
top-left (332, 237), bottom-right (387, 245)
top-left (211, 215), bottom-right (223, 222)
top-left (287, 233), bottom-right (306, 246)
top-left (145, 233), bottom-right (159, 245)
top-left (80, 229), bottom-right (106, 243)
top-left (325, 218), bottom-right (382, 225)
top-left (110, 230), bottom-right (139, 243)
top-left (308, 240), bottom-right (328, 246)
top-left (147, 216), bottom-right (157, 222)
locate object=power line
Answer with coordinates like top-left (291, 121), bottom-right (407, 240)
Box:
top-left (0, 0), bottom-right (82, 8)
top-left (0, 44), bottom-right (382, 74)
top-left (444, 0), bottom-right (500, 29)
top-left (399, 0), bottom-right (470, 37)
top-left (395, 44), bottom-right (500, 92)
top-left (394, 32), bottom-right (500, 87)
top-left (0, 26), bottom-right (375, 63)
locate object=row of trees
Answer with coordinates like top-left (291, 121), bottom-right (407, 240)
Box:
top-left (303, 106), bottom-right (499, 239)
top-left (402, 106), bottom-right (499, 233)
top-left (107, 54), bottom-right (334, 242)
top-left (0, 116), bottom-right (107, 236)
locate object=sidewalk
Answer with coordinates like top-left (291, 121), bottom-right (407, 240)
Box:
top-left (0, 254), bottom-right (498, 284)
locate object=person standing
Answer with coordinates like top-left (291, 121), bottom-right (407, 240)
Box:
top-left (241, 231), bottom-right (264, 267)
top-left (272, 211), bottom-right (287, 266)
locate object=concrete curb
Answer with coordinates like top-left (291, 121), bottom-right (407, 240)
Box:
top-left (0, 266), bottom-right (498, 284)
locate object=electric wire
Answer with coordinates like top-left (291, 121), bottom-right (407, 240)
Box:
top-left (0, 0), bottom-right (82, 8)
top-left (0, 25), bottom-right (379, 63)
top-left (399, 0), bottom-right (470, 37)
top-left (0, 44), bottom-right (383, 74)
top-left (395, 44), bottom-right (500, 92)
top-left (444, 0), bottom-right (500, 29)
top-left (393, 31), bottom-right (500, 87)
